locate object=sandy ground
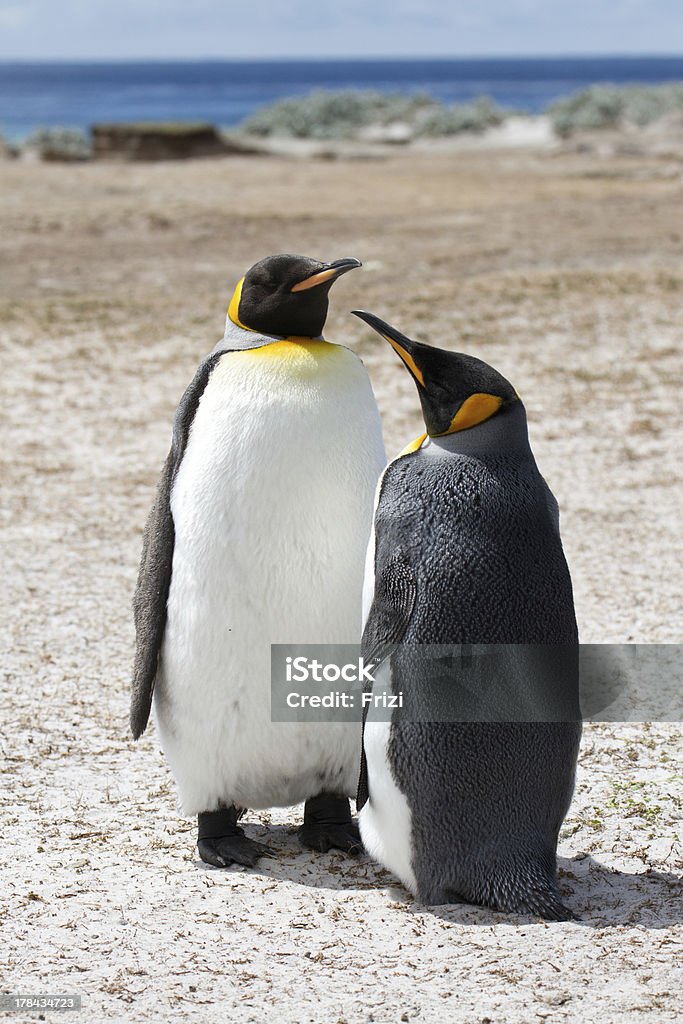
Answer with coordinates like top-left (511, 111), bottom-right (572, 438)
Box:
top-left (1, 142), bottom-right (682, 1023)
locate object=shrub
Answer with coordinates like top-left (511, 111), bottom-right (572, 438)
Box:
top-left (24, 127), bottom-right (91, 161)
top-left (0, 133), bottom-right (19, 159)
top-left (242, 89), bottom-right (454, 139)
top-left (416, 96), bottom-right (507, 137)
top-left (548, 82), bottom-right (683, 137)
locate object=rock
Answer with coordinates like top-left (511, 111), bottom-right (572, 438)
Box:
top-left (91, 122), bottom-right (247, 161)
top-left (0, 136), bottom-right (19, 159)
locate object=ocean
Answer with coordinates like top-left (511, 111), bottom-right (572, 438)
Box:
top-left (1, 56), bottom-right (682, 142)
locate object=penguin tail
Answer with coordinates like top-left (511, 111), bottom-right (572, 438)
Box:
top-left (514, 886), bottom-right (575, 922)
top-left (489, 862), bottom-right (576, 922)
top-left (429, 853), bottom-right (577, 922)
top-left (479, 839), bottom-right (578, 922)
top-left (440, 881), bottom-right (574, 922)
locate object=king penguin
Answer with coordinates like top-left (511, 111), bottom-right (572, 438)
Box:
top-left (352, 310), bottom-right (582, 920)
top-left (130, 255), bottom-right (386, 868)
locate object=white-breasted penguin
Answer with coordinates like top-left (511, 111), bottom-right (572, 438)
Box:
top-left (130, 255), bottom-right (386, 868)
top-left (352, 310), bottom-right (582, 920)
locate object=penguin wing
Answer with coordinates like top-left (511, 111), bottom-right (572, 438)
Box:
top-left (357, 556), bottom-right (416, 809)
top-left (361, 556), bottom-right (417, 667)
top-left (130, 353), bottom-right (221, 740)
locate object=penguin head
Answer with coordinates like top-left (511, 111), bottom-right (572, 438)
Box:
top-left (352, 310), bottom-right (519, 437)
top-left (228, 254), bottom-right (362, 338)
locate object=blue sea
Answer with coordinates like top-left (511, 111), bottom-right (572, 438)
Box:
top-left (1, 56), bottom-right (682, 142)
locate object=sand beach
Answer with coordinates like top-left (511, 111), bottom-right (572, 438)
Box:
top-left (1, 137), bottom-right (682, 1022)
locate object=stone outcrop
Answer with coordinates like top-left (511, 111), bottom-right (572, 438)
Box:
top-left (91, 122), bottom-right (251, 161)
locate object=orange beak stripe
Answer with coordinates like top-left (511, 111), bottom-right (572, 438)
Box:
top-left (290, 267), bottom-right (340, 292)
top-left (385, 335), bottom-right (425, 386)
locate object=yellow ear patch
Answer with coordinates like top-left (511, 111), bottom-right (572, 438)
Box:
top-left (441, 393), bottom-right (503, 434)
top-left (385, 336), bottom-right (425, 385)
top-left (399, 432), bottom-right (427, 457)
top-left (228, 276), bottom-right (257, 332)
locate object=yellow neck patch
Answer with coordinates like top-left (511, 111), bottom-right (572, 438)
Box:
top-left (398, 432), bottom-right (427, 457)
top-left (247, 339), bottom-right (332, 356)
top-left (227, 277), bottom-right (257, 332)
top-left (228, 339), bottom-right (340, 381)
top-left (438, 393), bottom-right (503, 435)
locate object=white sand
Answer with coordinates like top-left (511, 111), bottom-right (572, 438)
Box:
top-left (1, 150), bottom-right (681, 1023)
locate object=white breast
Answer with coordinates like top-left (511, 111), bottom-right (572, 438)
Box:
top-left (154, 342), bottom-right (386, 815)
top-left (358, 457), bottom-right (418, 894)
top-left (359, 662), bottom-right (418, 895)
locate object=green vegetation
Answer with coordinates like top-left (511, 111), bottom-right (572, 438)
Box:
top-left (607, 779), bottom-right (665, 836)
top-left (417, 96), bottom-right (506, 136)
top-left (25, 127), bottom-right (91, 161)
top-left (238, 82), bottom-right (683, 141)
top-left (548, 82), bottom-right (683, 137)
top-left (239, 89), bottom-right (508, 139)
top-left (0, 132), bottom-right (18, 158)
top-left (241, 89), bottom-right (429, 138)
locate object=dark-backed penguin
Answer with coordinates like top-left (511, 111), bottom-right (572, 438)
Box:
top-left (352, 310), bottom-right (581, 920)
top-left (130, 255), bottom-right (386, 868)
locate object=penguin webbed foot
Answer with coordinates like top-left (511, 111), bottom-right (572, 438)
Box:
top-left (197, 806), bottom-right (273, 869)
top-left (198, 834), bottom-right (273, 869)
top-left (298, 793), bottom-right (363, 855)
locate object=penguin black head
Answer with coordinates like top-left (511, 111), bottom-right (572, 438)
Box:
top-left (228, 254), bottom-right (362, 339)
top-left (352, 310), bottom-right (519, 437)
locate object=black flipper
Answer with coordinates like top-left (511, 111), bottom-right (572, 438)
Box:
top-left (130, 353), bottom-right (222, 739)
top-left (357, 556), bottom-right (416, 809)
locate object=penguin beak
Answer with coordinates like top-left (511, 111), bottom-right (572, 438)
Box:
top-left (291, 257), bottom-right (362, 293)
top-left (351, 310), bottom-right (425, 386)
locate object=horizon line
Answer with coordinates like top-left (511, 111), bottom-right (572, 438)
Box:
top-left (1, 52), bottom-right (682, 64)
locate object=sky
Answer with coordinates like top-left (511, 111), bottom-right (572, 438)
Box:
top-left (0, 0), bottom-right (681, 60)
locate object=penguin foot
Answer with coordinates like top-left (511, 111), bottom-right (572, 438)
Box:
top-left (197, 805), bottom-right (273, 869)
top-left (198, 834), bottom-right (273, 869)
top-left (298, 793), bottom-right (363, 855)
top-left (298, 822), bottom-right (363, 854)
